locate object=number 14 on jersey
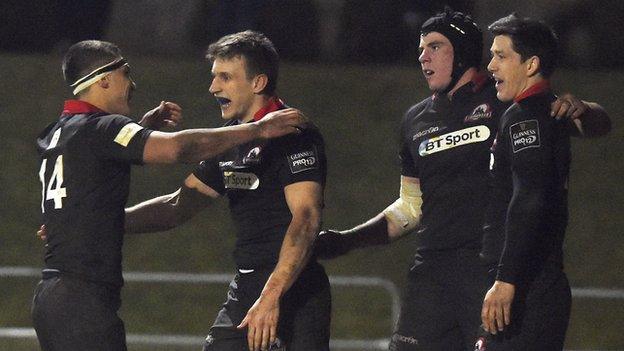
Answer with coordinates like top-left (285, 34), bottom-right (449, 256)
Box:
top-left (39, 128), bottom-right (67, 212)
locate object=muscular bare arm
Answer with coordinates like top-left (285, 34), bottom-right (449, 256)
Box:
top-left (142, 108), bottom-right (306, 164)
top-left (237, 181), bottom-right (323, 351)
top-left (125, 174), bottom-right (220, 234)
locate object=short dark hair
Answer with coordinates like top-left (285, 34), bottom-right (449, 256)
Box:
top-left (488, 14), bottom-right (558, 77)
top-left (206, 30), bottom-right (279, 95)
top-left (62, 40), bottom-right (122, 86)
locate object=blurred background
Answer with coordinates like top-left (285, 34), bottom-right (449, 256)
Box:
top-left (1, 0), bottom-right (622, 350)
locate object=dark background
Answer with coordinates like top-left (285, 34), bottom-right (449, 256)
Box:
top-left (1, 1), bottom-right (622, 350)
top-left (2, 0), bottom-right (624, 67)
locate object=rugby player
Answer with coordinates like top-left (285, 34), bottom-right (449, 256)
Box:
top-left (123, 31), bottom-right (330, 351)
top-left (477, 14), bottom-right (574, 350)
top-left (314, 8), bottom-right (610, 351)
top-left (32, 39), bottom-right (306, 351)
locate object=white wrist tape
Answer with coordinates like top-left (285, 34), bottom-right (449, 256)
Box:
top-left (382, 180), bottom-right (422, 234)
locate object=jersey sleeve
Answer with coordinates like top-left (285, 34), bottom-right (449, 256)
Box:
top-left (399, 106), bottom-right (419, 177)
top-left (192, 159), bottom-right (226, 195)
top-left (399, 142), bottom-right (418, 177)
top-left (495, 109), bottom-right (558, 285)
top-left (89, 114), bottom-right (153, 164)
top-left (277, 128), bottom-right (327, 187)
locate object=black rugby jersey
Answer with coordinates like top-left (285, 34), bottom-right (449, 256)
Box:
top-left (37, 100), bottom-right (152, 287)
top-left (399, 74), bottom-right (509, 252)
top-left (193, 100), bottom-right (326, 269)
top-left (483, 82), bottom-right (570, 285)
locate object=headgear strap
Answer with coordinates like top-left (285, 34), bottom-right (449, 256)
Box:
top-left (70, 58), bottom-right (128, 95)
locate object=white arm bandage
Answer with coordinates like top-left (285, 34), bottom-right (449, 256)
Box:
top-left (382, 178), bottom-right (422, 234)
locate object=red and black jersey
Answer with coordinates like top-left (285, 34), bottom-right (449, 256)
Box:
top-left (399, 75), bottom-right (509, 253)
top-left (484, 83), bottom-right (570, 285)
top-left (37, 100), bottom-right (152, 288)
top-left (193, 100), bottom-right (326, 269)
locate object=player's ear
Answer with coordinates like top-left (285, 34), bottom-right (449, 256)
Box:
top-left (97, 75), bottom-right (110, 89)
top-left (526, 56), bottom-right (540, 77)
top-left (252, 74), bottom-right (268, 94)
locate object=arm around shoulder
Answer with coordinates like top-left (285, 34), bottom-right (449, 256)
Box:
top-left (576, 101), bottom-right (612, 138)
top-left (141, 108), bottom-right (307, 164)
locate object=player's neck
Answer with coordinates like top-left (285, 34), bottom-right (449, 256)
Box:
top-left (77, 90), bottom-right (114, 114)
top-left (447, 67), bottom-right (479, 98)
top-left (240, 94), bottom-right (273, 123)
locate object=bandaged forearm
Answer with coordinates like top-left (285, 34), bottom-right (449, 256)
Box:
top-left (382, 179), bottom-right (422, 235)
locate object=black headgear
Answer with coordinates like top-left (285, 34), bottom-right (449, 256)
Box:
top-left (421, 8), bottom-right (483, 93)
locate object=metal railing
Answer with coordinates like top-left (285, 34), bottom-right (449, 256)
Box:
top-left (0, 266), bottom-right (399, 350)
top-left (1, 266), bottom-right (622, 350)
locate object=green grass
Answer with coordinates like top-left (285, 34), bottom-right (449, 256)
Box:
top-left (1, 53), bottom-right (623, 349)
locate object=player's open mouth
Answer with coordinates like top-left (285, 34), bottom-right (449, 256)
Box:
top-left (423, 69), bottom-right (434, 77)
top-left (494, 78), bottom-right (504, 89)
top-left (215, 97), bottom-right (232, 109)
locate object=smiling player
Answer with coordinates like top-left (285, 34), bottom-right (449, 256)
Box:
top-left (478, 14), bottom-right (575, 350)
top-left (32, 39), bottom-right (306, 351)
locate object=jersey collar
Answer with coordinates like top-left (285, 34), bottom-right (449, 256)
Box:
top-left (433, 71), bottom-right (491, 101)
top-left (253, 96), bottom-right (285, 121)
top-left (62, 100), bottom-right (105, 115)
top-left (514, 80), bottom-right (551, 103)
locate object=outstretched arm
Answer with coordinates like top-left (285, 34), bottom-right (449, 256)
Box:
top-left (142, 108), bottom-right (307, 164)
top-left (315, 176), bottom-right (422, 259)
top-left (125, 174), bottom-right (219, 234)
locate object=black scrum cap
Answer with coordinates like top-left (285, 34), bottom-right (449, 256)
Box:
top-left (421, 8), bottom-right (483, 73)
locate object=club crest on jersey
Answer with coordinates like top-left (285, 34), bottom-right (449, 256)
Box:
top-left (223, 171), bottom-right (259, 190)
top-left (419, 126), bottom-right (490, 156)
top-left (510, 119), bottom-right (540, 153)
top-left (243, 146), bottom-right (262, 165)
top-left (288, 148), bottom-right (317, 174)
top-left (464, 103), bottom-right (493, 122)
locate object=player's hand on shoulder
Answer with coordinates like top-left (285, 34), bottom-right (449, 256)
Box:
top-left (139, 101), bottom-right (182, 130)
top-left (313, 229), bottom-right (352, 260)
top-left (256, 108), bottom-right (308, 139)
top-left (551, 93), bottom-right (587, 120)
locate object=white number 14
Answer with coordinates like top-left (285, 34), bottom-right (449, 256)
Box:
top-left (39, 128), bottom-right (67, 212)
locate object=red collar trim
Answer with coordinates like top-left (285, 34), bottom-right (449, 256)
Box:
top-left (253, 97), bottom-right (285, 121)
top-left (514, 80), bottom-right (551, 103)
top-left (62, 100), bottom-right (105, 115)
